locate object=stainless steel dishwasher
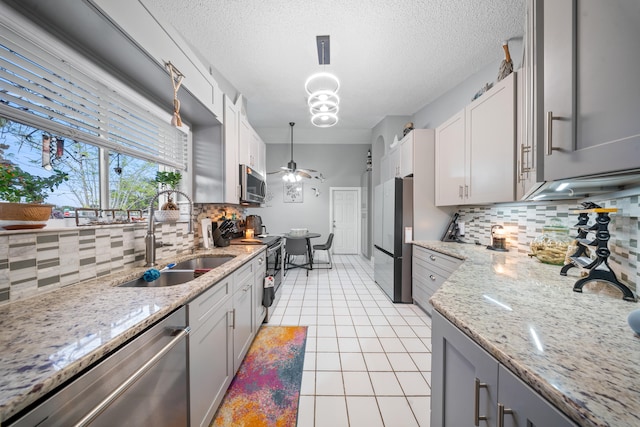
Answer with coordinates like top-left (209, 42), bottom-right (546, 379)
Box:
top-left (8, 307), bottom-right (190, 427)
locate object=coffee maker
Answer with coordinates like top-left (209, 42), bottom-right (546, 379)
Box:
top-left (245, 215), bottom-right (266, 236)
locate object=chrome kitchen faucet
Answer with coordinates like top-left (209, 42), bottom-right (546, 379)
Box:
top-left (145, 189), bottom-right (193, 267)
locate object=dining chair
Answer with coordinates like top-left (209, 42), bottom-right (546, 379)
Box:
top-left (312, 233), bottom-right (334, 269)
top-left (284, 237), bottom-right (309, 276)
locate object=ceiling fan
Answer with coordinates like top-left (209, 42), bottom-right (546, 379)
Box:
top-left (268, 122), bottom-right (317, 181)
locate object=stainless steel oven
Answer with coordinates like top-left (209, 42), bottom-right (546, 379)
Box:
top-left (264, 237), bottom-right (283, 322)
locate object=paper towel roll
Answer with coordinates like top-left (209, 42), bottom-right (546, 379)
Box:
top-left (201, 218), bottom-right (213, 248)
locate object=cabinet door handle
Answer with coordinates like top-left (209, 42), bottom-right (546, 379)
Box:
top-left (429, 274), bottom-right (436, 281)
top-left (230, 309), bottom-right (236, 329)
top-left (464, 185), bottom-right (469, 198)
top-left (497, 403), bottom-right (514, 427)
top-left (546, 111), bottom-right (562, 156)
top-left (459, 185), bottom-right (463, 198)
top-left (520, 144), bottom-right (531, 173)
top-left (429, 255), bottom-right (436, 261)
top-left (474, 378), bottom-right (488, 426)
top-left (258, 257), bottom-right (264, 265)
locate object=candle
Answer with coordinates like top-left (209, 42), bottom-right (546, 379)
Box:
top-left (245, 229), bottom-right (254, 239)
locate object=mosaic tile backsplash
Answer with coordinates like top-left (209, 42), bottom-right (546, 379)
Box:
top-left (456, 194), bottom-right (639, 291)
top-left (0, 196), bottom-right (638, 305)
top-left (0, 203), bottom-right (249, 305)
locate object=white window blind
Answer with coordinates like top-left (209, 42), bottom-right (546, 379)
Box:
top-left (0, 26), bottom-right (187, 170)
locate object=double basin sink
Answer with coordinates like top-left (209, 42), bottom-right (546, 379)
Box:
top-left (119, 255), bottom-right (236, 287)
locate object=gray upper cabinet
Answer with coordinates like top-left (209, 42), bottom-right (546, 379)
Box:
top-left (542, 0), bottom-right (640, 180)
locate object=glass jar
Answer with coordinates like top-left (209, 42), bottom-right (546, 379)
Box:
top-left (530, 218), bottom-right (572, 265)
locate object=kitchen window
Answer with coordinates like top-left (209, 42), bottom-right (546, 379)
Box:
top-left (0, 117), bottom-right (162, 214)
top-left (0, 15), bottom-right (189, 218)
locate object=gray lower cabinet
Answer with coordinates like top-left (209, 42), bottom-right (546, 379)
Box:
top-left (497, 364), bottom-right (576, 427)
top-left (431, 310), bottom-right (576, 427)
top-left (188, 253), bottom-right (266, 427)
top-left (412, 246), bottom-right (461, 315)
top-left (188, 276), bottom-right (233, 427)
top-left (232, 261), bottom-right (255, 373)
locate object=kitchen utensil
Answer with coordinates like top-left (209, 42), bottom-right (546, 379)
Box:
top-left (142, 263), bottom-right (176, 282)
top-left (212, 227), bottom-right (230, 247)
top-left (497, 40), bottom-right (513, 81)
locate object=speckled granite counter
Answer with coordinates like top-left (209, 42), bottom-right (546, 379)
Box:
top-left (415, 241), bottom-right (640, 427)
top-left (0, 245), bottom-right (265, 423)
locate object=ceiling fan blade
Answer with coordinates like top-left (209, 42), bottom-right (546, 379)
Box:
top-left (298, 168), bottom-right (317, 173)
top-left (267, 170), bottom-right (284, 175)
top-left (297, 170), bottom-right (312, 179)
top-left (280, 166), bottom-right (293, 171)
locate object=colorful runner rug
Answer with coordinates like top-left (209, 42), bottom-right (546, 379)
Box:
top-left (211, 326), bottom-right (308, 427)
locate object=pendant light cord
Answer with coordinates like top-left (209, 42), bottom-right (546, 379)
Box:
top-left (290, 122), bottom-right (295, 162)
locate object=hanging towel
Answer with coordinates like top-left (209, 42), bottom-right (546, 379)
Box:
top-left (262, 276), bottom-right (275, 307)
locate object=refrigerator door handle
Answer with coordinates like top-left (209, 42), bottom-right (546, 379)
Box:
top-left (374, 245), bottom-right (394, 257)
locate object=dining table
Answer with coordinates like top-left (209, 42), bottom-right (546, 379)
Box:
top-left (282, 232), bottom-right (321, 270)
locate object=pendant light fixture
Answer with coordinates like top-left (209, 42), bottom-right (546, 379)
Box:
top-left (306, 35), bottom-right (340, 127)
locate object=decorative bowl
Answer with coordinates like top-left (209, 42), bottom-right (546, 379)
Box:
top-left (0, 202), bottom-right (53, 229)
top-left (154, 210), bottom-right (181, 223)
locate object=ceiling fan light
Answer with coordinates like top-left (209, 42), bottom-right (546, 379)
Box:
top-left (311, 112), bottom-right (339, 127)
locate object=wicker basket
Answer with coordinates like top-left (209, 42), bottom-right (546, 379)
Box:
top-left (0, 202), bottom-right (53, 229)
top-left (154, 209), bottom-right (181, 223)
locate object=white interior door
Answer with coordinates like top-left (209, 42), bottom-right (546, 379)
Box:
top-left (330, 187), bottom-right (360, 254)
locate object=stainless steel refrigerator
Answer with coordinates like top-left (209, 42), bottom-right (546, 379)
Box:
top-left (374, 177), bottom-right (413, 303)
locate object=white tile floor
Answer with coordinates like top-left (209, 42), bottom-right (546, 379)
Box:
top-left (268, 254), bottom-right (432, 427)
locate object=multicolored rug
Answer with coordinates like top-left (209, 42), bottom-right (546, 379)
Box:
top-left (211, 326), bottom-right (308, 427)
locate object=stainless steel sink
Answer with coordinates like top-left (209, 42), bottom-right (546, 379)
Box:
top-left (171, 255), bottom-right (236, 271)
top-left (118, 256), bottom-right (236, 288)
top-left (118, 271), bottom-right (200, 288)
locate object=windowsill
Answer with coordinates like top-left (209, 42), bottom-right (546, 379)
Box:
top-left (0, 218), bottom-right (190, 234)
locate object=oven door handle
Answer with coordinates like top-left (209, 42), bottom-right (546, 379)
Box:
top-left (73, 326), bottom-right (190, 427)
top-left (267, 243), bottom-right (283, 257)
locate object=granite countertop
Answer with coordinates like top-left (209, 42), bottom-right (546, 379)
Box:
top-left (0, 245), bottom-right (265, 423)
top-left (415, 241), bottom-right (640, 427)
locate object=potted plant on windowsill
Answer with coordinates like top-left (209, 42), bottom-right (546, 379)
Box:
top-left (153, 170), bottom-right (182, 223)
top-left (0, 162), bottom-right (68, 229)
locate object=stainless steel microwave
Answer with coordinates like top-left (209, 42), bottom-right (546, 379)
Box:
top-left (239, 164), bottom-right (266, 204)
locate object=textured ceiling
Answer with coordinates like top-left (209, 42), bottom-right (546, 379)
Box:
top-left (141, 0), bottom-right (525, 137)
